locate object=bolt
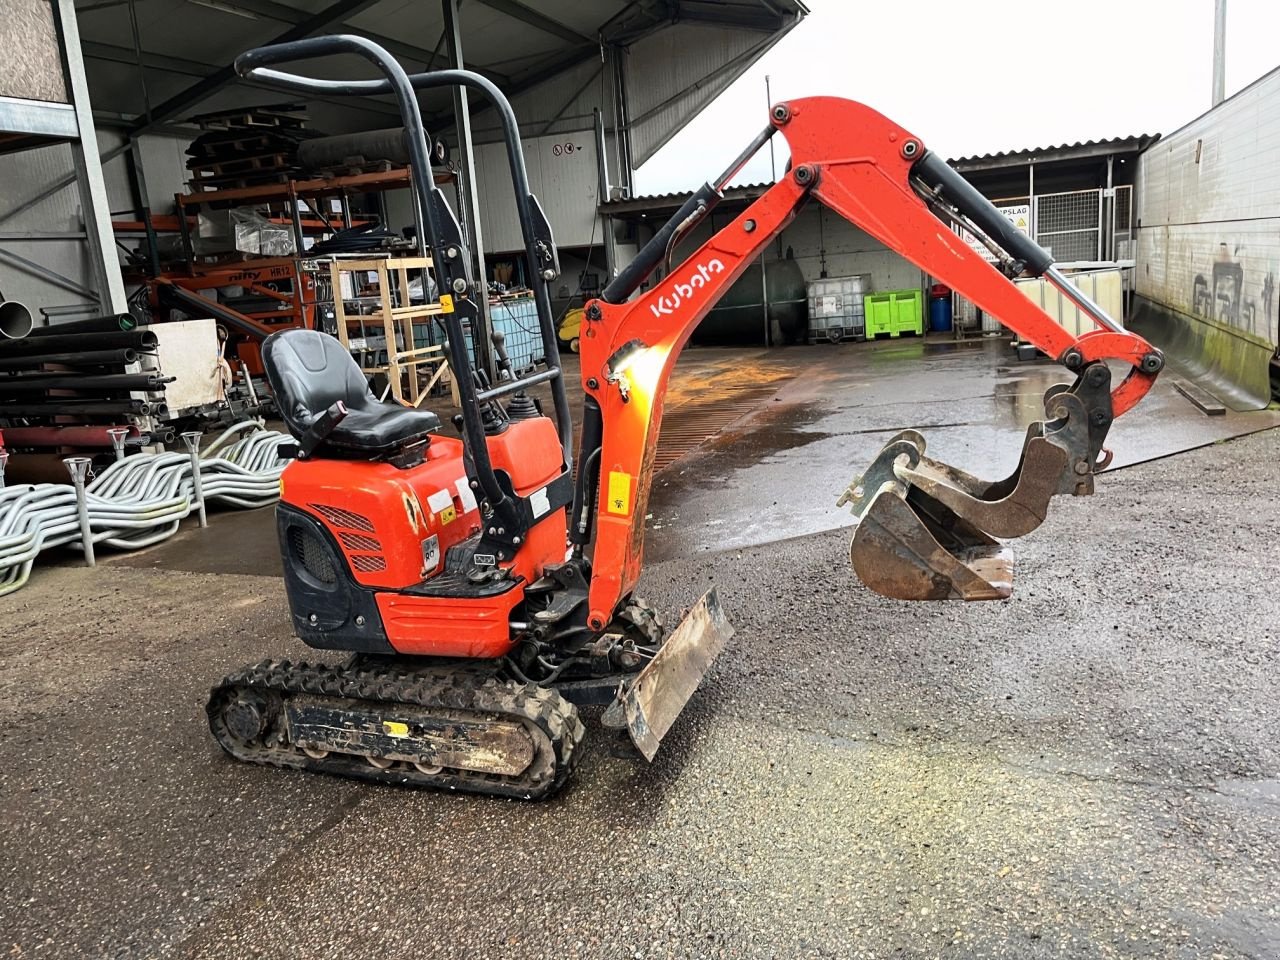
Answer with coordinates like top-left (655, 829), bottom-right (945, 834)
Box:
top-left (793, 165), bottom-right (814, 185)
top-left (355, 615), bottom-right (366, 627)
top-left (1074, 461), bottom-right (1090, 476)
top-left (541, 268), bottom-right (556, 281)
top-left (743, 219), bottom-right (757, 233)
top-left (587, 377), bottom-right (599, 389)
top-left (496, 527), bottom-right (505, 535)
top-left (771, 103), bottom-right (790, 123)
top-left (1062, 348), bottom-right (1084, 370)
top-left (513, 536), bottom-right (521, 545)
top-left (901, 139), bottom-right (921, 159)
top-left (470, 480), bottom-right (479, 489)
top-left (309, 613), bottom-right (318, 625)
top-left (446, 246), bottom-right (459, 259)
top-left (1087, 364), bottom-right (1108, 385)
top-left (451, 277), bottom-right (468, 294)
top-left (586, 303), bottom-right (602, 321)
top-left (1141, 351), bottom-right (1164, 373)
top-left (488, 526), bottom-right (496, 535)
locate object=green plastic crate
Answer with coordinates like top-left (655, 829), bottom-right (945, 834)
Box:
top-left (864, 289), bottom-right (923, 338)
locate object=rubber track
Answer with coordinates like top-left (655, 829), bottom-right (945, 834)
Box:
top-left (207, 659), bottom-right (586, 800)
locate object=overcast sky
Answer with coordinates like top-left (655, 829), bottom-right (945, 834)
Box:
top-left (636, 0), bottom-right (1280, 194)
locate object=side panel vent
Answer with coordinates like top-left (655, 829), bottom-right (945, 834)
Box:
top-left (338, 532), bottom-right (382, 552)
top-left (309, 504), bottom-right (375, 533)
top-left (349, 555), bottom-right (387, 573)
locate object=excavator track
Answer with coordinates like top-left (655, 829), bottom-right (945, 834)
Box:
top-left (207, 658), bottom-right (585, 800)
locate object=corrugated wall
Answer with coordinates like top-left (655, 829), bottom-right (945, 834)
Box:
top-left (0, 130), bottom-right (188, 313)
top-left (1134, 67), bottom-right (1280, 350)
top-left (624, 23), bottom-right (780, 168)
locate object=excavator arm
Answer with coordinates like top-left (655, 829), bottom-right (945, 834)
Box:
top-left (577, 97), bottom-right (1163, 624)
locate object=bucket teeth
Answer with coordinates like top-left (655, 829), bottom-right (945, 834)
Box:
top-left (838, 372), bottom-right (1110, 602)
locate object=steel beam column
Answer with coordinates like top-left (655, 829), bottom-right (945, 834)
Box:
top-left (54, 0), bottom-right (128, 314)
top-left (442, 0), bottom-right (495, 381)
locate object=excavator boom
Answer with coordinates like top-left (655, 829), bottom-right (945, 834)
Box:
top-left (577, 97), bottom-right (1163, 616)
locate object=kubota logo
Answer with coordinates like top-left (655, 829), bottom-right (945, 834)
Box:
top-left (650, 258), bottom-right (726, 317)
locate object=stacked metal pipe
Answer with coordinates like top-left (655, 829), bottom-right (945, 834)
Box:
top-left (0, 315), bottom-right (172, 442)
top-left (0, 421), bottom-right (289, 596)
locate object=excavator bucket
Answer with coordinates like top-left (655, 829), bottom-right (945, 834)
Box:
top-left (602, 588), bottom-right (733, 760)
top-left (839, 371), bottom-right (1112, 601)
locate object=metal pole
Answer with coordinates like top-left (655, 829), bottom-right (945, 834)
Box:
top-left (64, 457), bottom-right (95, 567)
top-left (595, 107), bottom-right (616, 280)
top-left (108, 427), bottom-right (129, 461)
top-left (1212, 0), bottom-right (1227, 106)
top-left (760, 251), bottom-right (771, 347)
top-left (1028, 161), bottom-right (1036, 243)
top-left (53, 0), bottom-right (128, 315)
top-left (765, 74), bottom-right (776, 183)
top-left (442, 0), bottom-right (496, 382)
top-left (1105, 155), bottom-right (1115, 262)
top-left (181, 431), bottom-right (208, 528)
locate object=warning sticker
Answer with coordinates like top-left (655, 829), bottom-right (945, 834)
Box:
top-left (426, 488), bottom-right (456, 524)
top-left (530, 485), bottom-right (550, 519)
top-left (606, 471), bottom-right (632, 516)
top-left (439, 294), bottom-right (455, 313)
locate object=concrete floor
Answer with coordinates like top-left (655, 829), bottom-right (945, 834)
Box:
top-left (3, 337), bottom-right (1280, 958)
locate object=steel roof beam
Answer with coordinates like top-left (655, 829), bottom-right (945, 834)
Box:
top-left (172, 0), bottom-right (509, 80)
top-left (127, 0), bottom-right (382, 134)
top-left (82, 40), bottom-right (403, 118)
top-left (472, 0), bottom-right (593, 45)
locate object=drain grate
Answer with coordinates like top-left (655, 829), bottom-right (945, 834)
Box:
top-left (653, 379), bottom-right (791, 471)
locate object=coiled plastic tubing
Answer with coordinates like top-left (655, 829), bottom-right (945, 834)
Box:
top-left (0, 420), bottom-right (289, 596)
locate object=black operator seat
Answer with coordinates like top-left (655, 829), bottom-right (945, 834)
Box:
top-left (262, 328), bottom-right (441, 457)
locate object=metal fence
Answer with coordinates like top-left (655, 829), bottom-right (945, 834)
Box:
top-left (1035, 189), bottom-right (1102, 262)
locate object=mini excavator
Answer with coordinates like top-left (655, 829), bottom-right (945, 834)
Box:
top-left (207, 37), bottom-right (1164, 799)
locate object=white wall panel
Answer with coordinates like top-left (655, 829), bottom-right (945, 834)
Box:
top-left (1134, 66), bottom-right (1280, 347)
top-left (473, 129), bottom-right (599, 253)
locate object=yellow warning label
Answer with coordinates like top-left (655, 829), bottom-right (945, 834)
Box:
top-left (439, 294), bottom-right (455, 313)
top-left (383, 721), bottom-right (409, 738)
top-left (606, 471), bottom-right (632, 516)
top-left (439, 504), bottom-right (457, 525)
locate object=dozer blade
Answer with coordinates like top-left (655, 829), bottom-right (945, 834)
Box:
top-left (602, 588), bottom-right (733, 761)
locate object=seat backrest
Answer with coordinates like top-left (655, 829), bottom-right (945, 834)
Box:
top-left (262, 329), bottom-right (374, 441)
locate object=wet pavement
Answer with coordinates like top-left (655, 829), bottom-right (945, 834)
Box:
top-left (645, 337), bottom-right (1280, 561)
top-left (3, 337), bottom-right (1280, 958)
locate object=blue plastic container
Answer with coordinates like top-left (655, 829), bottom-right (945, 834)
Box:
top-left (929, 296), bottom-right (953, 332)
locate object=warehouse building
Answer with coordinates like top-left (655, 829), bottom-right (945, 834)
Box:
top-left (0, 0), bottom-right (806, 325)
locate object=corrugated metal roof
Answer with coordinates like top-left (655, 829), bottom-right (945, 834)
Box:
top-left (949, 134), bottom-right (1160, 169)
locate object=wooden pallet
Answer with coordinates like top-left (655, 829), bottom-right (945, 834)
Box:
top-left (187, 170), bottom-right (296, 192)
top-left (186, 151), bottom-right (294, 176)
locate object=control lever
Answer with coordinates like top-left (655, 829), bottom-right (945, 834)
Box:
top-left (492, 330), bottom-right (514, 381)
